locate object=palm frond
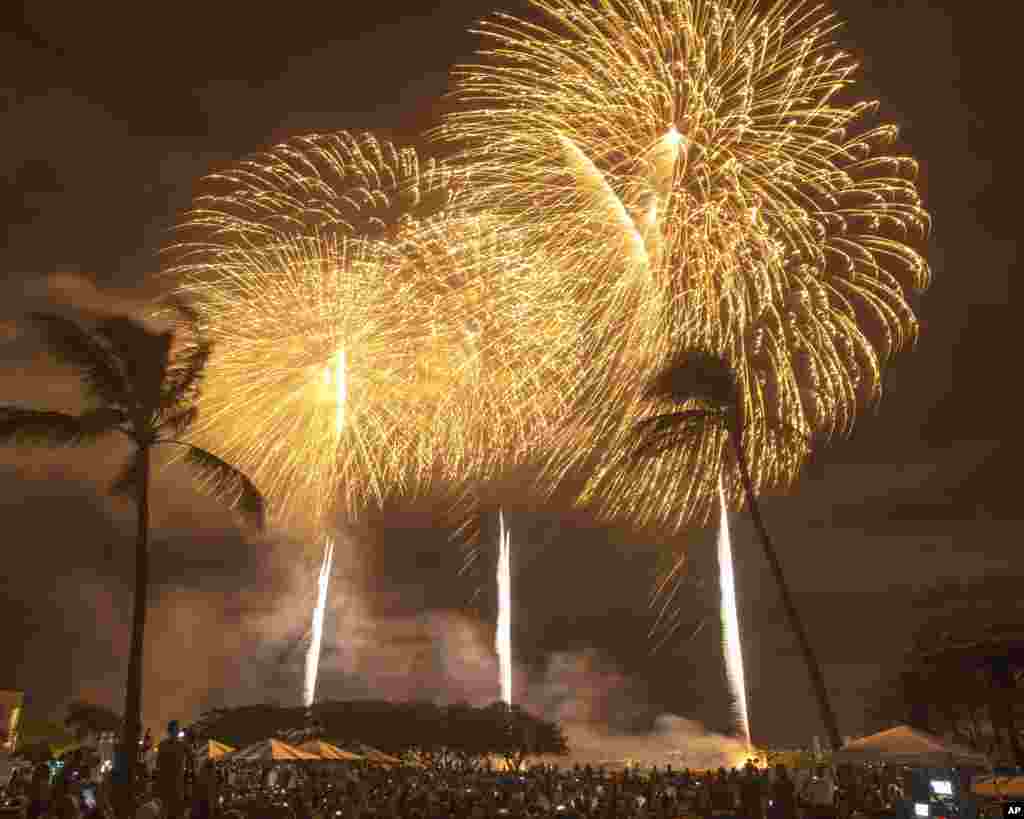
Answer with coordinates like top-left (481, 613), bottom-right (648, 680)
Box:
top-left (629, 409), bottom-right (723, 462)
top-left (27, 313), bottom-right (127, 407)
top-left (175, 444), bottom-right (266, 531)
top-left (78, 406), bottom-right (130, 438)
top-left (157, 295), bottom-right (212, 410)
top-left (0, 406), bottom-right (126, 448)
top-left (110, 447), bottom-right (145, 499)
top-left (161, 340), bottom-right (212, 411)
top-left (160, 294), bottom-right (201, 330)
top-left (644, 349), bottom-right (737, 409)
top-left (158, 406), bottom-right (200, 440)
top-left (633, 410), bottom-right (715, 438)
top-left (95, 317), bottom-right (173, 413)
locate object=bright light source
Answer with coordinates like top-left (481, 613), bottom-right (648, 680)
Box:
top-left (930, 780), bottom-right (952, 796)
top-left (915, 802), bottom-right (930, 817)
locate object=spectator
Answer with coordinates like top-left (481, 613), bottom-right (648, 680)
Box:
top-left (191, 759), bottom-right (219, 819)
top-left (770, 764), bottom-right (797, 819)
top-left (154, 722), bottom-right (187, 819)
top-left (742, 763), bottom-right (765, 819)
top-left (26, 761), bottom-right (51, 819)
top-left (800, 766), bottom-right (836, 819)
top-left (51, 769), bottom-right (82, 819)
top-left (6, 765), bottom-right (28, 798)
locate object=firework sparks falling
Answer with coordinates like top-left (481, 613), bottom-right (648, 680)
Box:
top-left (163, 132), bottom-right (541, 529)
top-left (496, 509), bottom-right (513, 707)
top-left (391, 211), bottom-right (587, 478)
top-left (438, 0), bottom-right (931, 529)
top-left (717, 478), bottom-right (751, 750)
top-left (304, 537), bottom-right (335, 708)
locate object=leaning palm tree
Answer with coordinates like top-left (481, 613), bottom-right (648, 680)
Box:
top-left (630, 349), bottom-right (842, 750)
top-left (0, 310), bottom-right (265, 816)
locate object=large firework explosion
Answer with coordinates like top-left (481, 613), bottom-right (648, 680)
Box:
top-left (163, 133), bottom-right (478, 528)
top-left (436, 0), bottom-right (931, 530)
top-left (394, 211), bottom-right (585, 475)
top-left (163, 132), bottom-right (580, 531)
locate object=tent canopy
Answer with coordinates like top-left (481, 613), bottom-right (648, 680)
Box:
top-left (196, 739), bottom-right (235, 760)
top-left (833, 726), bottom-right (990, 767)
top-left (225, 738), bottom-right (319, 762)
top-left (973, 775), bottom-right (1024, 798)
top-left (297, 740), bottom-right (363, 762)
top-left (352, 743), bottom-right (402, 766)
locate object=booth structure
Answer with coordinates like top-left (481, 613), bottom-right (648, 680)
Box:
top-left (296, 740), bottom-right (362, 762)
top-left (0, 692), bottom-right (23, 754)
top-left (972, 773), bottom-right (1024, 800)
top-left (834, 726), bottom-right (991, 819)
top-left (835, 727), bottom-right (990, 768)
top-left (0, 692), bottom-right (24, 786)
top-left (224, 739), bottom-right (319, 763)
top-left (195, 739), bottom-right (236, 761)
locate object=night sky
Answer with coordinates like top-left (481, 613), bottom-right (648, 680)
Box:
top-left (1, 0), bottom-right (1018, 752)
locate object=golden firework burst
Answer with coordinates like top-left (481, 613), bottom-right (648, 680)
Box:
top-left (436, 0), bottom-right (930, 529)
top-left (162, 132), bottom-right (581, 530)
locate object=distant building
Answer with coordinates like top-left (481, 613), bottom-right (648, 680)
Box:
top-left (0, 690), bottom-right (24, 753)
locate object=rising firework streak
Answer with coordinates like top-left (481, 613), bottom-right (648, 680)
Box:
top-left (496, 509), bottom-right (512, 706)
top-left (718, 479), bottom-right (751, 750)
top-left (304, 537), bottom-right (335, 707)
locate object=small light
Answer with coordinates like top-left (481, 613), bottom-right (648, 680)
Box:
top-left (915, 803), bottom-right (930, 817)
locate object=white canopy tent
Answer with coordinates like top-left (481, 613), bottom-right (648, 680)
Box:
top-left (833, 726), bottom-right (990, 768)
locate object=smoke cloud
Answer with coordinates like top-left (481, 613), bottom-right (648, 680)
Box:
top-left (57, 526), bottom-right (747, 769)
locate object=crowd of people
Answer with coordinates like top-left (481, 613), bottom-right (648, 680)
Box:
top-left (2, 721), bottom-right (844, 819)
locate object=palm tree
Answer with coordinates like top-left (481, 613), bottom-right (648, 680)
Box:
top-left (64, 700), bottom-right (122, 744)
top-left (630, 349), bottom-right (842, 750)
top-left (0, 310), bottom-right (265, 816)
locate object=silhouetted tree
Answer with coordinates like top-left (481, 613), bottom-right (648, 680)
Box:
top-left (865, 578), bottom-right (1024, 763)
top-left (12, 741), bottom-right (55, 764)
top-left (0, 309), bottom-right (265, 817)
top-left (15, 712), bottom-right (75, 757)
top-left (64, 700), bottom-right (122, 743)
top-left (191, 700), bottom-right (569, 771)
top-left (490, 703), bottom-right (568, 773)
top-left (628, 350), bottom-right (841, 750)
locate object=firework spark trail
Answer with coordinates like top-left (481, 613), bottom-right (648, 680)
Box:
top-left (304, 536), bottom-right (335, 708)
top-left (496, 509), bottom-right (513, 707)
top-left (717, 478), bottom-right (751, 750)
top-left (437, 0), bottom-right (932, 531)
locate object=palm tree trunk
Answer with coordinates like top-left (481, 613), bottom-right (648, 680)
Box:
top-left (990, 657), bottom-right (1024, 766)
top-left (729, 430), bottom-right (843, 750)
top-left (116, 445), bottom-right (151, 817)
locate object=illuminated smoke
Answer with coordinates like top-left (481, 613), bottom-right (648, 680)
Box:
top-left (496, 509), bottom-right (512, 706)
top-left (717, 478), bottom-right (751, 749)
top-left (303, 537), bottom-right (335, 707)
